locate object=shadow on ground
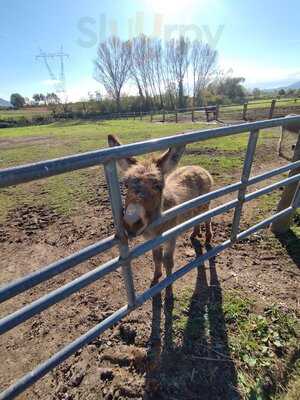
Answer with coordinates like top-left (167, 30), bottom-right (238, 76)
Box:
top-left (276, 229), bottom-right (300, 268)
top-left (144, 238), bottom-right (240, 400)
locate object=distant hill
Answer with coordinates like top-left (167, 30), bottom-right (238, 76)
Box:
top-left (0, 98), bottom-right (13, 108)
top-left (286, 81), bottom-right (300, 90)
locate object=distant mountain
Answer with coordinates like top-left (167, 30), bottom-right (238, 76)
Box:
top-left (0, 98), bottom-right (13, 108)
top-left (286, 81), bottom-right (300, 90)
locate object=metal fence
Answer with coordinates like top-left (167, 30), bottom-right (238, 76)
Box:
top-left (0, 116), bottom-right (300, 399)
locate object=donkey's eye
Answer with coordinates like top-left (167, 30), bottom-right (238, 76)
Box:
top-left (153, 182), bottom-right (163, 191)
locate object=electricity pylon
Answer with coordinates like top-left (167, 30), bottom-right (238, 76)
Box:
top-left (36, 46), bottom-right (69, 93)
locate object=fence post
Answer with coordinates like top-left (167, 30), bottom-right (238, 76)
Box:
top-left (104, 161), bottom-right (136, 307)
top-left (150, 111), bottom-right (153, 122)
top-left (163, 109), bottom-right (165, 123)
top-left (140, 112), bottom-right (142, 121)
top-left (269, 99), bottom-right (276, 119)
top-left (230, 129), bottom-right (260, 241)
top-left (271, 133), bottom-right (300, 233)
top-left (175, 110), bottom-right (178, 123)
top-left (205, 107), bottom-right (209, 122)
top-left (215, 105), bottom-right (219, 121)
top-left (191, 108), bottom-right (194, 122)
top-left (242, 103), bottom-right (248, 120)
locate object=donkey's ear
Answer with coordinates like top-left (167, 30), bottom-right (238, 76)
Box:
top-left (156, 146), bottom-right (185, 174)
top-left (107, 134), bottom-right (137, 171)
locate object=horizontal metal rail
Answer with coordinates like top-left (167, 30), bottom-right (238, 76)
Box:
top-left (1, 172), bottom-right (299, 336)
top-left (0, 235), bottom-right (117, 304)
top-left (1, 116), bottom-right (300, 188)
top-left (1, 115), bottom-right (300, 399)
top-left (0, 205), bottom-right (294, 400)
top-left (1, 160), bottom-right (298, 307)
top-left (0, 257), bottom-right (121, 335)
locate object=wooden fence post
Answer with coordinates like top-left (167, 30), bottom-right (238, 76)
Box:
top-left (271, 133), bottom-right (300, 234)
top-left (242, 103), bottom-right (248, 120)
top-left (191, 108), bottom-right (194, 122)
top-left (150, 111), bottom-right (153, 122)
top-left (215, 105), bottom-right (219, 121)
top-left (269, 99), bottom-right (276, 119)
top-left (163, 109), bottom-right (165, 123)
top-left (175, 110), bottom-right (178, 123)
top-left (140, 112), bottom-right (142, 121)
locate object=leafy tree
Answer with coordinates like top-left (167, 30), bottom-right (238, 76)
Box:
top-left (212, 76), bottom-right (246, 103)
top-left (252, 88), bottom-right (261, 99)
top-left (278, 88), bottom-right (286, 96)
top-left (46, 92), bottom-right (60, 105)
top-left (10, 93), bottom-right (25, 108)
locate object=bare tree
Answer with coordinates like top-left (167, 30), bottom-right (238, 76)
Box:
top-left (191, 41), bottom-right (217, 106)
top-left (131, 36), bottom-right (152, 107)
top-left (94, 37), bottom-right (132, 111)
top-left (165, 36), bottom-right (190, 108)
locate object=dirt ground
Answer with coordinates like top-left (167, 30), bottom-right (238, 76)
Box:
top-left (0, 136), bottom-right (299, 400)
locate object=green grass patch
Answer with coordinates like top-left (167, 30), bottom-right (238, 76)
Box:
top-left (182, 153), bottom-right (243, 173)
top-left (173, 288), bottom-right (299, 399)
top-left (0, 119), bottom-right (282, 222)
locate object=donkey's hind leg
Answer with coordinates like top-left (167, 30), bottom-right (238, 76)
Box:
top-left (191, 224), bottom-right (201, 239)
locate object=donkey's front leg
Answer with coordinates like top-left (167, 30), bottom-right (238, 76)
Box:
top-left (163, 239), bottom-right (176, 277)
top-left (152, 246), bottom-right (163, 285)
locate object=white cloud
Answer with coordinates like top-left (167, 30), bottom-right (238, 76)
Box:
top-left (49, 77), bottom-right (98, 102)
top-left (42, 79), bottom-right (61, 86)
top-left (65, 77), bottom-right (137, 102)
top-left (219, 57), bottom-right (300, 88)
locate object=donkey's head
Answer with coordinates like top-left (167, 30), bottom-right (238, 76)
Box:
top-left (108, 134), bottom-right (185, 237)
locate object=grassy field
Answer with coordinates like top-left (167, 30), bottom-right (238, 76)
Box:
top-left (221, 98), bottom-right (300, 112)
top-left (0, 119), bottom-right (280, 222)
top-left (0, 106), bottom-right (50, 121)
top-left (1, 98), bottom-right (299, 122)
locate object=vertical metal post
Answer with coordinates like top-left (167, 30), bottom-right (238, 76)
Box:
top-left (104, 161), bottom-right (136, 307)
top-left (271, 132), bottom-right (300, 233)
top-left (231, 130), bottom-right (259, 241)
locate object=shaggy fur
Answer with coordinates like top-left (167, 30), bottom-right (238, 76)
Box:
top-left (108, 134), bottom-right (213, 284)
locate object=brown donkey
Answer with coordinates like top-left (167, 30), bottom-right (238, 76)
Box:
top-left (108, 135), bottom-right (214, 284)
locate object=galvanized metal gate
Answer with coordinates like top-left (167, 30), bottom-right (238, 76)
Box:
top-left (0, 116), bottom-right (300, 399)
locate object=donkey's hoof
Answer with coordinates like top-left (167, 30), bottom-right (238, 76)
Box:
top-left (205, 234), bottom-right (213, 244)
top-left (151, 275), bottom-right (162, 287)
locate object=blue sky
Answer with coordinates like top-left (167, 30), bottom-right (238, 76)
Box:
top-left (0, 0), bottom-right (299, 101)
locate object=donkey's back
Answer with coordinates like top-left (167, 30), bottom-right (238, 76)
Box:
top-left (164, 165), bottom-right (213, 208)
top-left (161, 165), bottom-right (214, 240)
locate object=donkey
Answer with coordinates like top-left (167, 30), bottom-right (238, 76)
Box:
top-left (278, 115), bottom-right (300, 159)
top-left (108, 135), bottom-right (214, 285)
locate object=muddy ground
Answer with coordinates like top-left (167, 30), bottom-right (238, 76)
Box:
top-left (0, 136), bottom-right (299, 400)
